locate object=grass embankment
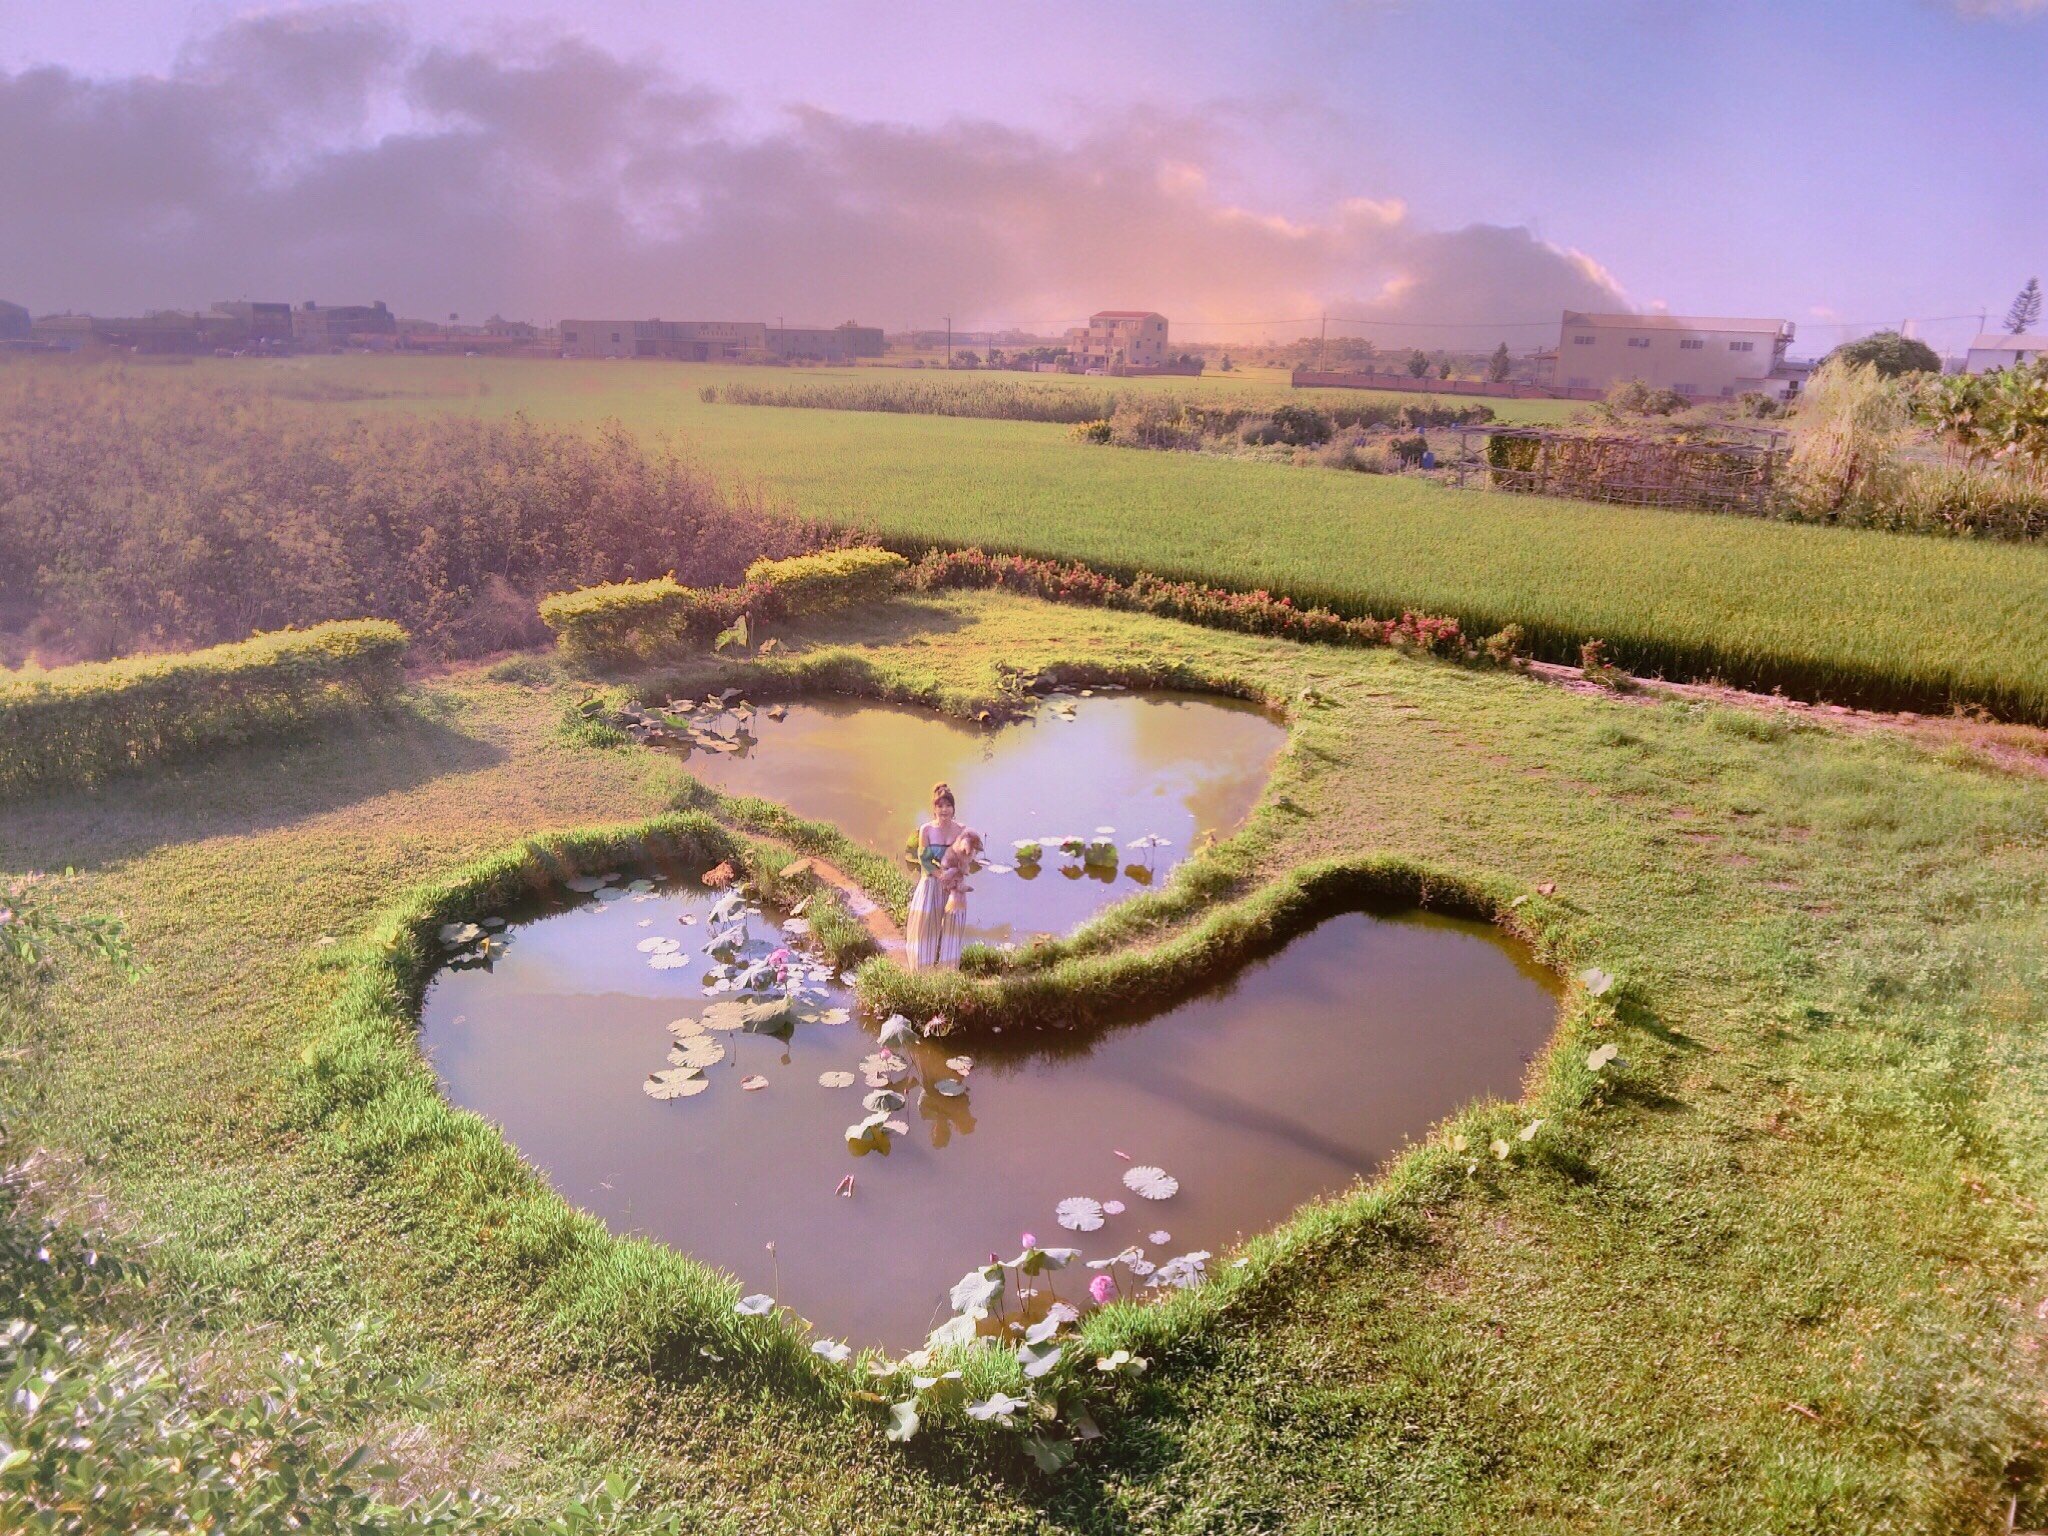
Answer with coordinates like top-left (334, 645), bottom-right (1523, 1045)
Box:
top-left (5, 590), bottom-right (2046, 1531)
top-left (200, 356), bottom-right (2048, 723)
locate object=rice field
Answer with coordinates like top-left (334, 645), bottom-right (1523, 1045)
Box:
top-left (207, 355), bottom-right (2048, 719)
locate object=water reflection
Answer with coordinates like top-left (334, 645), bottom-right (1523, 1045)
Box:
top-left (662, 692), bottom-right (1285, 945)
top-left (421, 878), bottom-right (1559, 1347)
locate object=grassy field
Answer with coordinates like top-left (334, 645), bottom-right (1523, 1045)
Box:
top-left (201, 355), bottom-right (2048, 722)
top-left (7, 590), bottom-right (2046, 1532)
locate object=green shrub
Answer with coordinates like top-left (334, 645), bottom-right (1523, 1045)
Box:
top-left (537, 578), bottom-right (764, 665)
top-left (742, 548), bottom-right (908, 614)
top-left (0, 620), bottom-right (408, 796)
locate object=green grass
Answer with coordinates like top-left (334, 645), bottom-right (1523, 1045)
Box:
top-left (202, 356), bottom-right (2048, 722)
top-left (6, 591), bottom-right (2046, 1531)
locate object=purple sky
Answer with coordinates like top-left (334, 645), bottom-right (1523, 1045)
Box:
top-left (2, 0), bottom-right (2043, 354)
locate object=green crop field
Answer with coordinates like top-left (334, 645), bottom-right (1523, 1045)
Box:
top-left (225, 356), bottom-right (2048, 722)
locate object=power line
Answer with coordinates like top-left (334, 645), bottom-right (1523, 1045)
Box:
top-left (934, 310), bottom-right (1992, 336)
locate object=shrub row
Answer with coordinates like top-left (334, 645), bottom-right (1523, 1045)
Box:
top-left (907, 547), bottom-right (1464, 654)
top-left (0, 620), bottom-right (408, 796)
top-left (540, 548), bottom-right (909, 664)
top-left (537, 578), bottom-right (770, 664)
top-left (743, 548), bottom-right (909, 614)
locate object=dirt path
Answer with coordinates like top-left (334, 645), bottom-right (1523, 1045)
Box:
top-left (786, 855), bottom-right (905, 953)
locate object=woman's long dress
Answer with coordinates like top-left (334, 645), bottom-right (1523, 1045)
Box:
top-left (904, 836), bottom-right (952, 970)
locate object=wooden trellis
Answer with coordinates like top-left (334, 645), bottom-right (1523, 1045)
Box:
top-left (1454, 426), bottom-right (1790, 514)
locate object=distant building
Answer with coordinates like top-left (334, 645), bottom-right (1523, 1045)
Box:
top-left (1964, 332), bottom-right (2048, 374)
top-left (29, 310), bottom-right (246, 354)
top-left (1544, 311), bottom-right (1797, 399)
top-left (291, 301), bottom-right (397, 346)
top-left (559, 319), bottom-right (770, 360)
top-left (0, 301), bottom-right (28, 341)
top-left (213, 300), bottom-right (293, 344)
top-left (766, 322), bottom-right (886, 361)
top-left (1067, 311), bottom-right (1169, 372)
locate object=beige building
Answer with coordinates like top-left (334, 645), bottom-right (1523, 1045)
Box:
top-left (1964, 332), bottom-right (2048, 374)
top-left (1067, 310), bottom-right (1168, 371)
top-left (559, 319), bottom-right (769, 360)
top-left (1546, 311), bottom-right (1797, 399)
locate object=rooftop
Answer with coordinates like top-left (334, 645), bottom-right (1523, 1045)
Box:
top-left (1091, 310), bottom-right (1164, 320)
top-left (1562, 311), bottom-right (1790, 335)
top-left (1968, 332), bottom-right (2048, 351)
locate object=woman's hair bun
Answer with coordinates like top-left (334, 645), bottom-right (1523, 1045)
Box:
top-left (931, 781), bottom-right (955, 802)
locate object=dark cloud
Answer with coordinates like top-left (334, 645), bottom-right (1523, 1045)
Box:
top-left (0, 6), bottom-right (1628, 338)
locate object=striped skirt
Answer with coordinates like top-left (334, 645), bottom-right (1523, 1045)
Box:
top-left (904, 874), bottom-right (950, 970)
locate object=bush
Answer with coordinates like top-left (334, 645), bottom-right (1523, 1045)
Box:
top-left (1071, 419), bottom-right (1113, 444)
top-left (1825, 330), bottom-right (1942, 379)
top-left (0, 620), bottom-right (408, 796)
top-left (742, 548), bottom-right (908, 614)
top-left (1602, 378), bottom-right (1690, 417)
top-left (1267, 404), bottom-right (1334, 447)
top-left (537, 578), bottom-right (767, 665)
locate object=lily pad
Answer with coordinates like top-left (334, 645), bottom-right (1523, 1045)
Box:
top-left (643, 1068), bottom-right (709, 1100)
top-left (564, 875), bottom-right (606, 894)
top-left (816, 1007), bottom-right (852, 1026)
top-left (741, 1074), bottom-right (769, 1091)
top-left (1055, 1197), bottom-right (1105, 1233)
top-left (647, 953), bottom-right (690, 971)
top-left (1122, 1164), bottom-right (1180, 1200)
top-left (438, 922), bottom-right (485, 947)
top-left (668, 1017), bottom-right (705, 1039)
top-left (1101, 1199), bottom-right (1125, 1215)
top-left (862, 1089), bottom-right (906, 1114)
top-left (945, 1055), bottom-right (975, 1075)
top-left (818, 1070), bottom-right (857, 1088)
top-left (1148, 1230), bottom-right (1171, 1245)
top-left (931, 1078), bottom-right (967, 1097)
top-left (668, 1038), bottom-right (725, 1070)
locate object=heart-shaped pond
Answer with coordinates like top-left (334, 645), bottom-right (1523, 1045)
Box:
top-left (660, 690), bottom-right (1288, 947)
top-left (420, 881), bottom-right (1559, 1348)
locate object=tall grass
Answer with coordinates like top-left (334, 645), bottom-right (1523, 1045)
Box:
top-left (0, 367), bottom-right (824, 662)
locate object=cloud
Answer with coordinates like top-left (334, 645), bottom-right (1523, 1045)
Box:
top-left (1941, 0), bottom-right (2048, 15)
top-left (0, 7), bottom-right (1627, 341)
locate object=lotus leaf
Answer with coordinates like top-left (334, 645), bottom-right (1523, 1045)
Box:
top-left (817, 1007), bottom-right (852, 1026)
top-left (862, 1089), bottom-right (906, 1114)
top-left (1122, 1165), bottom-right (1179, 1200)
top-left (877, 1015), bottom-right (917, 1049)
top-left (741, 1074), bottom-right (769, 1091)
top-left (669, 1017), bottom-right (705, 1039)
top-left (926, 1314), bottom-right (977, 1350)
top-left (1094, 1350), bottom-right (1147, 1374)
top-left (931, 1078), bottom-right (967, 1098)
top-left (885, 1400), bottom-right (920, 1443)
top-left (1490, 1138), bottom-right (1512, 1159)
top-left (1519, 1118), bottom-right (1545, 1141)
top-left (647, 953), bottom-right (689, 970)
top-left (438, 922), bottom-right (484, 947)
top-left (1587, 1043), bottom-right (1620, 1070)
top-left (1578, 966), bottom-right (1616, 997)
top-left (811, 1340), bottom-right (853, 1366)
top-left (1023, 1437), bottom-right (1076, 1475)
top-left (643, 1068), bottom-right (709, 1100)
top-left (817, 1070), bottom-right (856, 1088)
top-left (966, 1393), bottom-right (1027, 1423)
top-left (1102, 1200), bottom-right (1125, 1215)
top-left (1149, 1250), bottom-right (1211, 1289)
top-left (1018, 1341), bottom-right (1063, 1379)
top-left (733, 1293), bottom-right (775, 1316)
top-left (564, 876), bottom-right (606, 894)
top-left (950, 1265), bottom-right (1005, 1318)
top-left (1022, 1314), bottom-right (1068, 1346)
top-left (945, 1055), bottom-right (974, 1075)
top-left (1055, 1197), bottom-right (1104, 1233)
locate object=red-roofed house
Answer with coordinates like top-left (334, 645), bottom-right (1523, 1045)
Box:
top-left (1067, 310), bottom-right (1168, 371)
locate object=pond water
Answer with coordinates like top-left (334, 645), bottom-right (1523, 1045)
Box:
top-left (420, 880), bottom-right (1559, 1349)
top-left (662, 692), bottom-right (1287, 947)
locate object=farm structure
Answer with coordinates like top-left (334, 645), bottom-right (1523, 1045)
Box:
top-left (1464, 425), bottom-right (1790, 514)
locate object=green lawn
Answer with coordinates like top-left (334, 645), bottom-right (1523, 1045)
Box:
top-left (215, 356), bottom-right (2048, 723)
top-left (7, 591), bottom-right (2046, 1532)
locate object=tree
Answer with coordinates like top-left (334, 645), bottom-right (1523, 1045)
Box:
top-left (2006, 277), bottom-right (2042, 335)
top-left (1406, 349), bottom-right (1429, 378)
top-left (1487, 342), bottom-right (1512, 382)
top-left (1825, 330), bottom-right (1942, 378)
top-left (1219, 353), bottom-right (1234, 372)
top-left (1438, 359), bottom-right (1453, 380)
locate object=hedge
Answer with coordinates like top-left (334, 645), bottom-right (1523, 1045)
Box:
top-left (536, 577), bottom-right (771, 664)
top-left (0, 620), bottom-right (409, 796)
top-left (742, 548), bottom-right (909, 614)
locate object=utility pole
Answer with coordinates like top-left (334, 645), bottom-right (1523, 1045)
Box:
top-left (945, 316), bottom-right (952, 367)
top-left (1318, 312), bottom-right (1327, 373)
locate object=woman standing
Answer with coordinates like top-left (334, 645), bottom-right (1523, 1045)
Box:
top-left (904, 782), bottom-right (963, 970)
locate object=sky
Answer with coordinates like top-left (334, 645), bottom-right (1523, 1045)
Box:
top-left (1, 0), bottom-right (2044, 355)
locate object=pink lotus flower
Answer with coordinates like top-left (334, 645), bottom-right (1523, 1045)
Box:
top-left (1089, 1275), bottom-right (1115, 1305)
top-left (1020, 1232), bottom-right (1036, 1248)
